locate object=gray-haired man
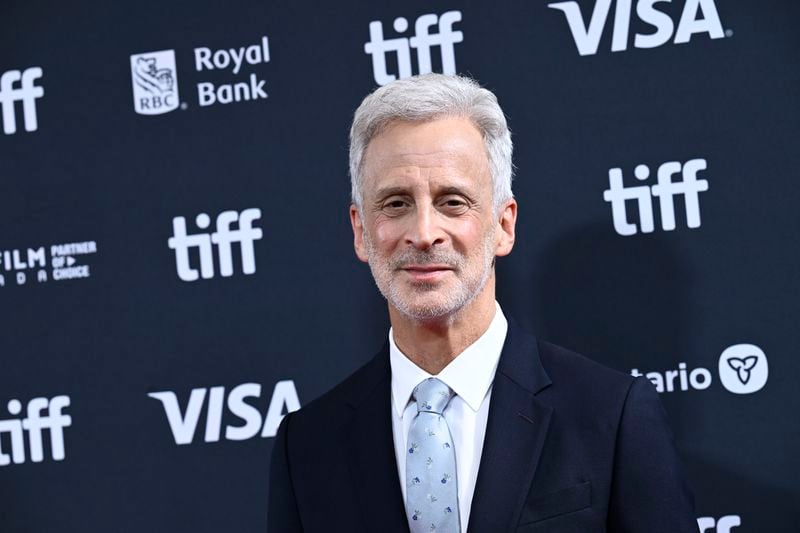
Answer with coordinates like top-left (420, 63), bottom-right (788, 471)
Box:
top-left (269, 74), bottom-right (697, 533)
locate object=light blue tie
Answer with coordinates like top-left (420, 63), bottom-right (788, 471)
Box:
top-left (405, 378), bottom-right (460, 532)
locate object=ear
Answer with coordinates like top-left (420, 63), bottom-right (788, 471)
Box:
top-left (350, 204), bottom-right (369, 263)
top-left (494, 199), bottom-right (517, 257)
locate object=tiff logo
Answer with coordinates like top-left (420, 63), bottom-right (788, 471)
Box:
top-left (698, 515), bottom-right (741, 532)
top-left (364, 11), bottom-right (463, 86)
top-left (603, 158), bottom-right (709, 236)
top-left (548, 0), bottom-right (726, 56)
top-left (0, 67), bottom-right (44, 135)
top-left (0, 396), bottom-right (71, 466)
top-left (168, 208), bottom-right (263, 282)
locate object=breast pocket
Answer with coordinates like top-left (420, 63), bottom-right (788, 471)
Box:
top-left (517, 480), bottom-right (592, 526)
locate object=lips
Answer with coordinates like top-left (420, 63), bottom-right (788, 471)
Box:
top-left (401, 264), bottom-right (452, 272)
top-left (400, 264), bottom-right (453, 282)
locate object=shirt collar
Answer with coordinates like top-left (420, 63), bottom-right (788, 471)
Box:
top-left (389, 302), bottom-right (508, 418)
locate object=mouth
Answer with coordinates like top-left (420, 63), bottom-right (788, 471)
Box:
top-left (400, 264), bottom-right (454, 282)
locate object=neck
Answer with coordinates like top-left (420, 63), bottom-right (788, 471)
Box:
top-left (389, 275), bottom-right (497, 374)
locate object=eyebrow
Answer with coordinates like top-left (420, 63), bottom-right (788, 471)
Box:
top-left (437, 186), bottom-right (472, 196)
top-left (373, 184), bottom-right (473, 200)
top-left (373, 186), bottom-right (410, 200)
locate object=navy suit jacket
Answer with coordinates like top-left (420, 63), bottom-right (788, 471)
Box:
top-left (268, 318), bottom-right (697, 532)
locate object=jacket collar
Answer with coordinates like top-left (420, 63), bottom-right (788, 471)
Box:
top-left (467, 317), bottom-right (553, 533)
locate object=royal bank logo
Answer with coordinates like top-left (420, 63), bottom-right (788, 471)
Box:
top-left (603, 158), bottom-right (709, 236)
top-left (0, 395), bottom-right (72, 466)
top-left (549, 0), bottom-right (728, 56)
top-left (130, 50), bottom-right (180, 115)
top-left (194, 36), bottom-right (270, 106)
top-left (364, 11), bottom-right (463, 85)
top-left (130, 36), bottom-right (270, 115)
top-left (0, 67), bottom-right (44, 134)
top-left (167, 208), bottom-right (262, 282)
top-left (148, 381), bottom-right (299, 445)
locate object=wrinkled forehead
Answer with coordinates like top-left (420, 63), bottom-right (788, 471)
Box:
top-left (361, 118), bottom-right (490, 192)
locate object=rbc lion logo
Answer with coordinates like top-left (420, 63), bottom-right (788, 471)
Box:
top-left (130, 50), bottom-right (179, 115)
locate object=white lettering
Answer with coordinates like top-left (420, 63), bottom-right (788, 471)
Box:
top-left (197, 83), bottom-right (216, 106)
top-left (194, 47), bottom-right (212, 71)
top-left (635, 0), bottom-right (674, 49)
top-left (53, 266), bottom-right (90, 280)
top-left (169, 209), bottom-right (262, 282)
top-left (193, 37), bottom-right (270, 74)
top-left (262, 380), bottom-right (302, 438)
top-left (549, 0), bottom-right (726, 55)
top-left (150, 381), bottom-right (300, 445)
top-left (226, 383), bottom-right (263, 441)
top-left (697, 515), bottom-right (742, 533)
top-left (0, 396), bottom-right (72, 466)
top-left (632, 363), bottom-right (713, 393)
top-left (0, 67), bottom-right (44, 135)
top-left (674, 0), bottom-right (725, 44)
top-left (147, 389), bottom-right (207, 445)
top-left (364, 11), bottom-right (463, 86)
top-left (604, 158), bottom-right (709, 236)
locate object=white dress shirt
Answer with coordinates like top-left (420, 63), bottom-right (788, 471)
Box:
top-left (389, 302), bottom-right (508, 530)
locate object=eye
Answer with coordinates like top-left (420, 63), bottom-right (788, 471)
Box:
top-left (439, 196), bottom-right (469, 214)
top-left (381, 197), bottom-right (411, 215)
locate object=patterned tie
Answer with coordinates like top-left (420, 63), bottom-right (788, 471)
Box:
top-left (405, 378), bottom-right (460, 532)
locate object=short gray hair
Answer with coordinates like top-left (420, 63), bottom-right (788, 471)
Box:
top-left (349, 74), bottom-right (514, 212)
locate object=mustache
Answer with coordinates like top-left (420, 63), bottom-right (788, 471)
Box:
top-left (389, 249), bottom-right (464, 271)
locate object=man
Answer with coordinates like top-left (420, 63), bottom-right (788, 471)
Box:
top-left (269, 74), bottom-right (697, 532)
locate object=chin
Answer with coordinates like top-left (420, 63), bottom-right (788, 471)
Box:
top-left (391, 293), bottom-right (468, 322)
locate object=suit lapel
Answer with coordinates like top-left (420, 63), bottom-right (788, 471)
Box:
top-left (467, 319), bottom-right (553, 533)
top-left (345, 346), bottom-right (410, 533)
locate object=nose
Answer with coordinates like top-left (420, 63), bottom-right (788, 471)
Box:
top-left (405, 204), bottom-right (445, 250)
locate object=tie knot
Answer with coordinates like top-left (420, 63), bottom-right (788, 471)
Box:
top-left (413, 378), bottom-right (454, 415)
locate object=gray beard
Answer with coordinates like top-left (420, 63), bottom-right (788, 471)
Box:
top-left (363, 228), bottom-right (496, 321)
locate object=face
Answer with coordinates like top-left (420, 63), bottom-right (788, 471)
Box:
top-left (350, 117), bottom-right (516, 321)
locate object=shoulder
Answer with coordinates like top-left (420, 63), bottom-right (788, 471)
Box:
top-left (534, 339), bottom-right (646, 418)
top-left (537, 339), bottom-right (634, 392)
top-left (283, 347), bottom-right (389, 432)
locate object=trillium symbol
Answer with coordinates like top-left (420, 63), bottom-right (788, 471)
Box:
top-left (727, 355), bottom-right (759, 384)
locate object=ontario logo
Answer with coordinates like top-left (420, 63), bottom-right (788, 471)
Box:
top-left (631, 343), bottom-right (769, 395)
top-left (130, 50), bottom-right (180, 115)
top-left (718, 344), bottom-right (768, 394)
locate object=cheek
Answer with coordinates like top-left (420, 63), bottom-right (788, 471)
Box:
top-left (371, 219), bottom-right (404, 250)
top-left (369, 220), bottom-right (403, 255)
top-left (450, 219), bottom-right (489, 251)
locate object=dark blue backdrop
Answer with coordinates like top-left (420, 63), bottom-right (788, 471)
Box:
top-left (1, 1), bottom-right (797, 531)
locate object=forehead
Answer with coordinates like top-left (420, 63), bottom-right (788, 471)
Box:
top-left (362, 117), bottom-right (490, 192)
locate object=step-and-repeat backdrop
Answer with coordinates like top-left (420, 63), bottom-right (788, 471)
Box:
top-left (1, 1), bottom-right (798, 531)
